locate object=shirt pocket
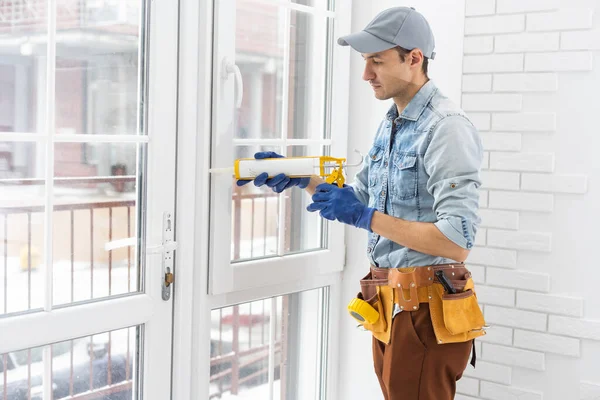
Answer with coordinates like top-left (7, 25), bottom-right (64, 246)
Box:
top-left (368, 146), bottom-right (384, 187)
top-left (391, 151), bottom-right (418, 200)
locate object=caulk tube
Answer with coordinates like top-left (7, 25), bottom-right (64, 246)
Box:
top-left (234, 157), bottom-right (321, 179)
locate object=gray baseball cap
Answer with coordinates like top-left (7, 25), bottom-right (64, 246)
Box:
top-left (338, 6), bottom-right (436, 60)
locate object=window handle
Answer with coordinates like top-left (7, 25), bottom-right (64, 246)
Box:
top-left (221, 57), bottom-right (244, 109)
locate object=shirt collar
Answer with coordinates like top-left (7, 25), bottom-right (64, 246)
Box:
top-left (385, 80), bottom-right (438, 123)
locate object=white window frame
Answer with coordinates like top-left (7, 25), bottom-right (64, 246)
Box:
top-left (0, 0), bottom-right (179, 398)
top-left (172, 0), bottom-right (352, 399)
top-left (207, 0), bottom-right (352, 295)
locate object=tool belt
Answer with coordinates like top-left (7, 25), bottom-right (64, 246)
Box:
top-left (352, 263), bottom-right (487, 345)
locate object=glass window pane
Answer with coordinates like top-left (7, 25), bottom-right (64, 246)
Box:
top-left (53, 142), bottom-right (142, 307)
top-left (292, 0), bottom-right (330, 9)
top-left (285, 145), bottom-right (327, 254)
top-left (0, 326), bottom-right (139, 400)
top-left (0, 345), bottom-right (45, 400)
top-left (231, 144), bottom-right (329, 262)
top-left (0, 7), bottom-right (45, 136)
top-left (0, 142), bottom-right (45, 316)
top-left (232, 145), bottom-right (281, 262)
top-left (55, 0), bottom-right (143, 136)
top-left (210, 288), bottom-right (328, 399)
top-left (287, 11), bottom-right (326, 140)
top-left (235, 1), bottom-right (284, 140)
top-left (233, 2), bottom-right (327, 140)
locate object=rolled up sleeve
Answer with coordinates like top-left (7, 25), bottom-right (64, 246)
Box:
top-left (424, 115), bottom-right (483, 250)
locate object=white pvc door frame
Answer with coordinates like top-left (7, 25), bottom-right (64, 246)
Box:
top-left (0, 0), bottom-right (179, 398)
top-left (171, 0), bottom-right (352, 399)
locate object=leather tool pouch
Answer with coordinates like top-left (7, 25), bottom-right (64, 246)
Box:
top-left (428, 273), bottom-right (487, 344)
top-left (355, 266), bottom-right (487, 345)
top-left (358, 272), bottom-right (394, 344)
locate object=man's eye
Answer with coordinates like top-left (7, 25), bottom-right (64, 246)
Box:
top-left (373, 60), bottom-right (382, 65)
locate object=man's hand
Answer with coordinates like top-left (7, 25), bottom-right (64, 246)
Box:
top-left (236, 151), bottom-right (310, 193)
top-left (307, 183), bottom-right (376, 231)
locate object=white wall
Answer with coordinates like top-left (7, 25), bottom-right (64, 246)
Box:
top-left (457, 1), bottom-right (600, 399)
top-left (337, 1), bottom-right (466, 399)
top-left (340, 1), bottom-right (600, 399)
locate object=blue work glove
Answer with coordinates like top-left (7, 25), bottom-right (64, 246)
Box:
top-left (307, 183), bottom-right (376, 232)
top-left (236, 151), bottom-right (310, 193)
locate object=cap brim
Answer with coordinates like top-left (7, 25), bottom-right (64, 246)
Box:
top-left (337, 30), bottom-right (396, 54)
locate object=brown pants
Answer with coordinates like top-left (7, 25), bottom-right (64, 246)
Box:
top-left (372, 303), bottom-right (473, 400)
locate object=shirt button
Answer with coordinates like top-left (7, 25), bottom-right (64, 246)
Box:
top-left (381, 190), bottom-right (386, 196)
top-left (384, 161), bottom-right (388, 167)
top-left (367, 247), bottom-right (372, 253)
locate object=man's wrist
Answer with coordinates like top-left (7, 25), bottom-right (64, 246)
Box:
top-left (357, 207), bottom-right (377, 231)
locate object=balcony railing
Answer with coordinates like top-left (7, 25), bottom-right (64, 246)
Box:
top-left (1, 176), bottom-right (288, 399)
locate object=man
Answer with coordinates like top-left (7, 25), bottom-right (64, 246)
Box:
top-left (238, 6), bottom-right (483, 400)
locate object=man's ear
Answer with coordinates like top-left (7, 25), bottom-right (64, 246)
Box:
top-left (410, 49), bottom-right (424, 68)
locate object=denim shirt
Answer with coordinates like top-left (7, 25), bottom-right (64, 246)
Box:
top-left (351, 80), bottom-right (483, 268)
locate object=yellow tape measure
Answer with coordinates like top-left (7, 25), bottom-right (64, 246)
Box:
top-left (347, 297), bottom-right (380, 325)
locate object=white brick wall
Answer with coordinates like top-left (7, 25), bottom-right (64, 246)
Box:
top-left (465, 0), bottom-right (495, 17)
top-left (581, 381), bottom-right (600, 399)
top-left (486, 230), bottom-right (552, 252)
top-left (469, 247), bottom-right (517, 268)
top-left (517, 291), bottom-right (583, 317)
top-left (463, 36), bottom-right (494, 54)
top-left (525, 51), bottom-right (593, 72)
top-left (468, 264), bottom-right (486, 283)
top-left (463, 74), bottom-right (492, 92)
top-left (455, 395), bottom-right (480, 400)
top-left (493, 73), bottom-right (558, 92)
top-left (514, 330), bottom-right (581, 357)
top-left (495, 32), bottom-right (559, 53)
top-left (480, 133), bottom-right (521, 152)
top-left (526, 9), bottom-right (594, 32)
top-left (480, 381), bottom-right (543, 400)
top-left (488, 191), bottom-right (554, 212)
top-left (474, 228), bottom-right (486, 246)
top-left (479, 209), bottom-right (519, 230)
top-left (476, 285), bottom-right (515, 307)
top-left (478, 325), bottom-right (513, 345)
top-left (521, 173), bottom-right (588, 194)
top-left (465, 15), bottom-right (525, 35)
top-left (562, 29), bottom-right (600, 50)
top-left (548, 316), bottom-right (600, 340)
top-left (462, 94), bottom-right (522, 112)
top-left (485, 305), bottom-right (547, 331)
top-left (458, 1), bottom-right (597, 399)
top-left (464, 54), bottom-right (524, 73)
top-left (457, 377), bottom-right (480, 397)
top-left (463, 360), bottom-right (512, 384)
top-left (486, 268), bottom-right (550, 292)
top-left (482, 343), bottom-right (545, 371)
top-left (496, 0), bottom-right (559, 14)
top-left (481, 171), bottom-right (520, 190)
top-left (469, 113), bottom-right (491, 131)
top-left (489, 152), bottom-right (554, 172)
top-left (492, 112), bottom-right (556, 132)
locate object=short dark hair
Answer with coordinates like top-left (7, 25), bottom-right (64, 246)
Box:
top-left (394, 46), bottom-right (428, 76)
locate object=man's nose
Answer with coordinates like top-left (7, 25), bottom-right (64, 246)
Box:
top-left (363, 65), bottom-right (375, 81)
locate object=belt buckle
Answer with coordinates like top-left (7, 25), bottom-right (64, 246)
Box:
top-left (389, 268), bottom-right (420, 311)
